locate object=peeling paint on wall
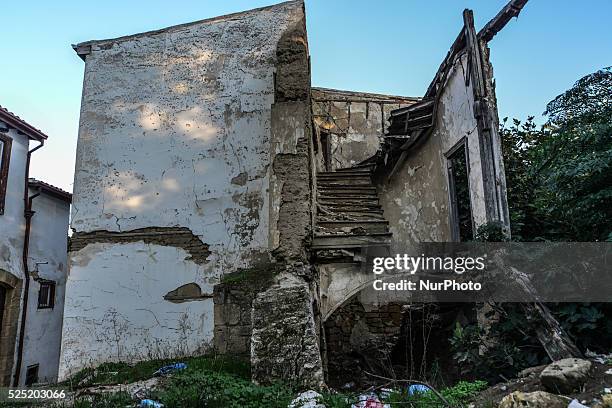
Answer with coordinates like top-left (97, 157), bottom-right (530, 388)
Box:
top-left (70, 227), bottom-right (211, 265)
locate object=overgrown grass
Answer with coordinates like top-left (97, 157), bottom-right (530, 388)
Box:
top-left (69, 392), bottom-right (132, 408)
top-left (63, 354), bottom-right (250, 389)
top-left (42, 355), bottom-right (487, 407)
top-left (153, 370), bottom-right (295, 408)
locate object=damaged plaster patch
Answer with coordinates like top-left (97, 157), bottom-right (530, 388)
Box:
top-left (69, 227), bottom-right (211, 264)
top-left (274, 22), bottom-right (310, 103)
top-left (231, 172), bottom-right (248, 186)
top-left (164, 282), bottom-right (211, 303)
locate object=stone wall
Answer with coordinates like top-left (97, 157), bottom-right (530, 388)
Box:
top-left (250, 4), bottom-right (324, 387)
top-left (251, 277), bottom-right (324, 387)
top-left (213, 285), bottom-right (252, 357)
top-left (324, 296), bottom-right (402, 385)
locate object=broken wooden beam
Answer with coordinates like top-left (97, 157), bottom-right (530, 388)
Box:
top-left (478, 0), bottom-right (529, 42)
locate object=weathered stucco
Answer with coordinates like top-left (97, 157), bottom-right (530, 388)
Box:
top-left (61, 0), bottom-right (312, 379)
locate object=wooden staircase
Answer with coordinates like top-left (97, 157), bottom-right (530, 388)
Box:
top-left (312, 166), bottom-right (391, 252)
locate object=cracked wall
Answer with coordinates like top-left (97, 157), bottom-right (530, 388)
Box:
top-left (60, 0), bottom-right (310, 379)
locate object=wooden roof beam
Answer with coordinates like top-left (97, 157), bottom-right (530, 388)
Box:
top-left (478, 0), bottom-right (529, 43)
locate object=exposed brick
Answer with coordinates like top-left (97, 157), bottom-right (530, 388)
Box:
top-left (69, 227), bottom-right (211, 264)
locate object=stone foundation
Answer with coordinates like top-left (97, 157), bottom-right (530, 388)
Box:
top-left (213, 285), bottom-right (253, 356)
top-left (251, 278), bottom-right (324, 387)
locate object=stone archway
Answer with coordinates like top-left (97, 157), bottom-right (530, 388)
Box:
top-left (0, 269), bottom-right (22, 387)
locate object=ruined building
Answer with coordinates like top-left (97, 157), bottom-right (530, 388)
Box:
top-left (0, 108), bottom-right (72, 386)
top-left (60, 0), bottom-right (524, 386)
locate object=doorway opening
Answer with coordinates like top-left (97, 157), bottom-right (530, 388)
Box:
top-left (320, 131), bottom-right (332, 171)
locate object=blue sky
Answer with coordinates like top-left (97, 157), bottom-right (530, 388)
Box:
top-left (1, 0), bottom-right (610, 191)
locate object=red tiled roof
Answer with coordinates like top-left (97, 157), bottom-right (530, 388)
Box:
top-left (0, 105), bottom-right (48, 141)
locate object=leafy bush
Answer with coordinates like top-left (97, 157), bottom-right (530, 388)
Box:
top-left (552, 302), bottom-right (612, 353)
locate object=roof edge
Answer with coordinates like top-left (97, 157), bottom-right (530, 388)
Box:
top-left (72, 0), bottom-right (303, 60)
top-left (28, 179), bottom-right (72, 203)
top-left (0, 107), bottom-right (48, 141)
top-left (312, 87), bottom-right (420, 103)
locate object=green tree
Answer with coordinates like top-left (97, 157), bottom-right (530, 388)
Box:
top-left (501, 67), bottom-right (612, 241)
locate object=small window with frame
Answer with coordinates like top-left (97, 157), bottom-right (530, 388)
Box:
top-left (0, 132), bottom-right (12, 215)
top-left (37, 281), bottom-right (55, 309)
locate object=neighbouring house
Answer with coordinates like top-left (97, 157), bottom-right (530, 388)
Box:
top-left (0, 107), bottom-right (72, 387)
top-left (61, 0), bottom-right (523, 386)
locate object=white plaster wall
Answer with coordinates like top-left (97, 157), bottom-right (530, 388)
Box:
top-left (60, 242), bottom-right (214, 378)
top-left (61, 1), bottom-right (305, 378)
top-left (0, 124), bottom-right (28, 385)
top-left (20, 192), bottom-right (70, 385)
top-left (0, 124), bottom-right (27, 279)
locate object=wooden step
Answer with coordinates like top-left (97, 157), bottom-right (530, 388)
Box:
top-left (319, 202), bottom-right (382, 209)
top-left (318, 191), bottom-right (378, 198)
top-left (316, 211), bottom-right (386, 221)
top-left (318, 171), bottom-right (372, 178)
top-left (336, 162), bottom-right (375, 169)
top-left (319, 205), bottom-right (382, 213)
top-left (319, 195), bottom-right (379, 202)
top-left (316, 220), bottom-right (389, 234)
top-left (334, 166), bottom-right (373, 173)
top-left (311, 233), bottom-right (392, 250)
top-left (318, 179), bottom-right (373, 187)
top-left (318, 185), bottom-right (377, 192)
